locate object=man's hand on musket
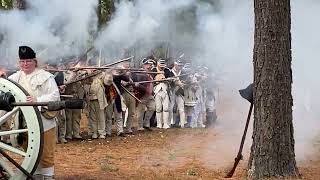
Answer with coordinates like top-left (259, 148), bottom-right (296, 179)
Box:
top-left (85, 69), bottom-right (94, 74)
top-left (121, 80), bottom-right (130, 86)
top-left (58, 85), bottom-right (66, 93)
top-left (128, 78), bottom-right (134, 85)
top-left (26, 96), bottom-right (36, 102)
top-left (0, 72), bottom-right (5, 78)
top-left (175, 79), bottom-right (184, 87)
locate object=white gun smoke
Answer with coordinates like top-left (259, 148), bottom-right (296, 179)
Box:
top-left (0, 0), bottom-right (98, 67)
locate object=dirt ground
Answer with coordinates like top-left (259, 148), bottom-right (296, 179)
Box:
top-left (54, 120), bottom-right (320, 180)
top-left (55, 92), bottom-right (320, 180)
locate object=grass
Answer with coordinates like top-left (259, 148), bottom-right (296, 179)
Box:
top-left (97, 155), bottom-right (119, 172)
top-left (168, 151), bottom-right (177, 161)
top-left (100, 163), bottom-right (119, 172)
top-left (186, 167), bottom-right (198, 176)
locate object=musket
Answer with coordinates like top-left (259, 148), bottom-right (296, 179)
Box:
top-left (69, 56), bottom-right (134, 71)
top-left (225, 103), bottom-right (253, 178)
top-left (102, 56), bottom-right (134, 67)
top-left (130, 71), bottom-right (163, 74)
top-left (60, 95), bottom-right (74, 98)
top-left (64, 71), bottom-right (100, 85)
top-left (120, 85), bottom-right (142, 103)
top-left (69, 56), bottom-right (135, 70)
top-left (69, 67), bottom-right (142, 71)
top-left (135, 78), bottom-right (175, 84)
top-left (225, 84), bottom-right (253, 178)
top-left (175, 73), bottom-right (193, 78)
top-left (44, 68), bottom-right (68, 72)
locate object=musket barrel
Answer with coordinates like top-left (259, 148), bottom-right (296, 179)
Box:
top-left (130, 71), bottom-right (163, 74)
top-left (65, 72), bottom-right (101, 85)
top-left (135, 78), bottom-right (175, 84)
top-left (120, 85), bottom-right (142, 103)
top-left (102, 56), bottom-right (134, 67)
top-left (44, 69), bottom-right (68, 72)
top-left (70, 67), bottom-right (142, 71)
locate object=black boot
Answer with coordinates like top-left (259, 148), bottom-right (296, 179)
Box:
top-left (185, 116), bottom-right (192, 128)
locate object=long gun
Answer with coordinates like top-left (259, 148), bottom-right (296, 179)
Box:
top-left (120, 85), bottom-right (142, 103)
top-left (225, 84), bottom-right (253, 178)
top-left (102, 56), bottom-right (134, 67)
top-left (70, 67), bottom-right (142, 71)
top-left (44, 69), bottom-right (68, 72)
top-left (69, 56), bottom-right (135, 71)
top-left (130, 71), bottom-right (163, 74)
top-left (63, 56), bottom-right (136, 84)
top-left (225, 103), bottom-right (253, 178)
top-left (135, 78), bottom-right (175, 84)
top-left (64, 71), bottom-right (101, 86)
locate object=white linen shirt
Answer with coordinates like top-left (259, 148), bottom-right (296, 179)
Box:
top-left (9, 68), bottom-right (60, 131)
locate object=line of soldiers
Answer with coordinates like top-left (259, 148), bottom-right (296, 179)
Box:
top-left (49, 56), bottom-right (218, 143)
top-left (0, 54), bottom-right (218, 144)
top-left (0, 46), bottom-right (217, 179)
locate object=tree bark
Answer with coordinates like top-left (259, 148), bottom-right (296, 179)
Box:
top-left (248, 0), bottom-right (299, 179)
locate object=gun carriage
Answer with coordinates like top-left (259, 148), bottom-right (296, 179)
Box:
top-left (0, 77), bottom-right (84, 179)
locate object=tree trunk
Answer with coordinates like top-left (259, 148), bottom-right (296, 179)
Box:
top-left (97, 0), bottom-right (102, 30)
top-left (248, 0), bottom-right (299, 179)
top-left (12, 0), bottom-right (25, 10)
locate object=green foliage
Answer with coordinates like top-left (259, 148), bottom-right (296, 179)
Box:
top-left (1, 0), bottom-right (13, 10)
top-left (98, 0), bottom-right (115, 29)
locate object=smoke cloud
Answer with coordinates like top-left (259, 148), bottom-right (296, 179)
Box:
top-left (291, 0), bottom-right (320, 162)
top-left (95, 0), bottom-right (197, 61)
top-left (0, 0), bottom-right (98, 67)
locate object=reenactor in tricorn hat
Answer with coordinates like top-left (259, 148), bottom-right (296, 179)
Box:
top-left (135, 58), bottom-right (156, 131)
top-left (151, 59), bottom-right (174, 129)
top-left (87, 71), bottom-right (110, 139)
top-left (170, 59), bottom-right (186, 128)
top-left (121, 61), bottom-right (138, 134)
top-left (63, 65), bottom-right (85, 141)
top-left (104, 65), bottom-right (132, 137)
top-left (9, 46), bottom-right (60, 179)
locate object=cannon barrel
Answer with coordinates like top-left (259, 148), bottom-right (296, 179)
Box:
top-left (0, 92), bottom-right (85, 111)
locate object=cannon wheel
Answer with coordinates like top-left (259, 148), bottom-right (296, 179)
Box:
top-left (0, 78), bottom-right (43, 179)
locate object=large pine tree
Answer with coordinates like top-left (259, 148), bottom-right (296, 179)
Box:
top-left (248, 0), bottom-right (299, 179)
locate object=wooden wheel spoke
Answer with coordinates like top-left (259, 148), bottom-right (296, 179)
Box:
top-left (0, 157), bottom-right (14, 177)
top-left (0, 129), bottom-right (28, 136)
top-left (0, 142), bottom-right (26, 157)
top-left (0, 107), bottom-right (20, 127)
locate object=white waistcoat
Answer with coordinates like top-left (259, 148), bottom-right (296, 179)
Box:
top-left (9, 69), bottom-right (60, 131)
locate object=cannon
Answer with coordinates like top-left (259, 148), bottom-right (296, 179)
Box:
top-left (0, 77), bottom-right (84, 179)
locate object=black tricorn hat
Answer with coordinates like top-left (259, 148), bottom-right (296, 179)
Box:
top-left (239, 83), bottom-right (253, 103)
top-left (19, 46), bottom-right (36, 59)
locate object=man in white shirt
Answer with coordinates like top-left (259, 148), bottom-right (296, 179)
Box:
top-left (9, 46), bottom-right (60, 180)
